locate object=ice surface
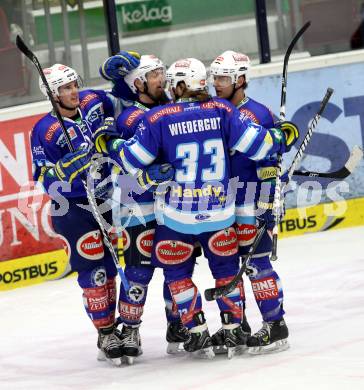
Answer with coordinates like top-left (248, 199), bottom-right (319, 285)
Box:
top-left (1, 226), bottom-right (364, 390)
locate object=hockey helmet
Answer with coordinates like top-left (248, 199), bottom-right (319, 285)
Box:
top-left (39, 64), bottom-right (82, 97)
top-left (124, 54), bottom-right (165, 93)
top-left (209, 50), bottom-right (251, 85)
top-left (166, 58), bottom-right (207, 92)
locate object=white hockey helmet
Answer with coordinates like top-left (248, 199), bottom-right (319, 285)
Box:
top-left (166, 58), bottom-right (207, 91)
top-left (39, 64), bottom-right (82, 97)
top-left (124, 54), bottom-right (165, 93)
top-left (209, 50), bottom-right (251, 84)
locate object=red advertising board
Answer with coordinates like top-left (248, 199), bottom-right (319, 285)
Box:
top-left (0, 114), bottom-right (68, 290)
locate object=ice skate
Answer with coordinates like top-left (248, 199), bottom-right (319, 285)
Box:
top-left (211, 314), bottom-right (251, 355)
top-left (119, 324), bottom-right (142, 365)
top-left (183, 312), bottom-right (215, 359)
top-left (247, 318), bottom-right (289, 354)
top-left (166, 319), bottom-right (189, 354)
top-left (97, 326), bottom-right (123, 366)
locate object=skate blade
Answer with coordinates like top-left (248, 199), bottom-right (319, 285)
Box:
top-left (191, 346), bottom-right (215, 360)
top-left (123, 355), bottom-right (135, 365)
top-left (213, 345), bottom-right (227, 355)
top-left (248, 339), bottom-right (289, 355)
top-left (166, 342), bottom-right (185, 354)
top-left (227, 345), bottom-right (246, 359)
top-left (97, 350), bottom-right (123, 366)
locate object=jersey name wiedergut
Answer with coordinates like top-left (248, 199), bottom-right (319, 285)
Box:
top-left (168, 117), bottom-right (221, 136)
top-left (116, 98), bottom-right (282, 235)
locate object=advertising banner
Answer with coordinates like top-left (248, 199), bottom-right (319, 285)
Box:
top-left (0, 114), bottom-right (69, 291)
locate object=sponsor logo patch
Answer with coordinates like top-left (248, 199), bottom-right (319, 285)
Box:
top-left (125, 109), bottom-right (144, 127)
top-left (155, 240), bottom-right (193, 264)
top-left (127, 283), bottom-right (145, 303)
top-left (119, 302), bottom-right (143, 321)
top-left (208, 227), bottom-right (238, 256)
top-left (76, 230), bottom-right (104, 260)
top-left (251, 277), bottom-right (279, 300)
top-left (79, 93), bottom-right (98, 109)
top-left (239, 108), bottom-right (259, 124)
top-left (91, 267), bottom-right (107, 287)
top-left (45, 122), bottom-right (60, 142)
top-left (236, 223), bottom-right (257, 246)
top-left (136, 229), bottom-right (154, 257)
top-left (149, 106), bottom-right (183, 123)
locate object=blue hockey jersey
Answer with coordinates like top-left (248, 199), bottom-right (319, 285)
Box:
top-left (232, 97), bottom-right (275, 223)
top-left (31, 89), bottom-right (120, 198)
top-left (111, 97), bottom-right (285, 234)
top-left (114, 102), bottom-right (156, 227)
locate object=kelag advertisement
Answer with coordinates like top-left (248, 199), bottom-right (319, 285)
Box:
top-left (0, 57), bottom-right (363, 290)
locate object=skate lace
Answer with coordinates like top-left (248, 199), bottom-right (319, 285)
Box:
top-left (101, 332), bottom-right (120, 352)
top-left (253, 322), bottom-right (271, 338)
top-left (122, 327), bottom-right (139, 347)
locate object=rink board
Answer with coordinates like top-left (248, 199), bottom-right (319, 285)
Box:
top-left (1, 197), bottom-right (363, 291)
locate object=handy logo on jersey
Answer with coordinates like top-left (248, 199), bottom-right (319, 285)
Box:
top-left (208, 227), bottom-right (238, 256)
top-left (236, 223), bottom-right (257, 246)
top-left (125, 109), bottom-right (144, 127)
top-left (239, 108), bottom-right (259, 124)
top-left (156, 240), bottom-right (194, 264)
top-left (251, 277), bottom-right (279, 300)
top-left (136, 229), bottom-right (154, 257)
top-left (149, 105), bottom-right (183, 123)
top-left (45, 122), bottom-right (60, 142)
top-left (76, 230), bottom-right (104, 260)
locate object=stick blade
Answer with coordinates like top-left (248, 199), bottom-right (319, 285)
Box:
top-left (16, 35), bottom-right (33, 59)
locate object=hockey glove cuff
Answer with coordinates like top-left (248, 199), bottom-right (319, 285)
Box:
top-left (93, 117), bottom-right (121, 154)
top-left (99, 50), bottom-right (141, 81)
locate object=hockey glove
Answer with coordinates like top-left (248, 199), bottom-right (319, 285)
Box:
top-left (93, 117), bottom-right (121, 154)
top-left (137, 163), bottom-right (175, 193)
top-left (279, 120), bottom-right (299, 152)
top-left (99, 50), bottom-right (141, 81)
top-left (256, 194), bottom-right (285, 231)
top-left (54, 147), bottom-right (91, 184)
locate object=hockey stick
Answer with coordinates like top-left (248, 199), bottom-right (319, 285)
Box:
top-left (16, 35), bottom-right (130, 290)
top-left (292, 145), bottom-right (363, 179)
top-left (204, 223), bottom-right (266, 301)
top-left (271, 21), bottom-right (311, 261)
top-left (287, 87), bottom-right (334, 179)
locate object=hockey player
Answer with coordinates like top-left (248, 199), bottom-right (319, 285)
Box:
top-left (93, 58), bottom-right (299, 358)
top-left (209, 50), bottom-right (290, 354)
top-left (100, 54), bottom-right (188, 362)
top-left (30, 59), bottom-right (166, 366)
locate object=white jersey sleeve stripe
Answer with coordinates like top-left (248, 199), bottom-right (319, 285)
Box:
top-left (129, 141), bottom-right (156, 165)
top-left (232, 125), bottom-right (259, 153)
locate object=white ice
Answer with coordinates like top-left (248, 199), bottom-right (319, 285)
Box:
top-left (1, 226), bottom-right (364, 390)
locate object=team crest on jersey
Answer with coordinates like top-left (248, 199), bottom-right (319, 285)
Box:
top-left (76, 230), bottom-right (104, 260)
top-left (45, 122), bottom-right (60, 142)
top-left (125, 109), bottom-right (144, 127)
top-left (155, 240), bottom-right (194, 264)
top-left (149, 106), bottom-right (183, 123)
top-left (208, 227), bottom-right (238, 256)
top-left (239, 108), bottom-right (259, 124)
top-left (236, 223), bottom-right (257, 246)
top-left (79, 93), bottom-right (98, 110)
top-left (91, 266), bottom-right (107, 287)
top-left (136, 229), bottom-right (155, 257)
top-left (127, 283), bottom-right (145, 303)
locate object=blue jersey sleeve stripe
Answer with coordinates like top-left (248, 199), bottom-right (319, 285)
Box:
top-left (129, 141), bottom-right (156, 165)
